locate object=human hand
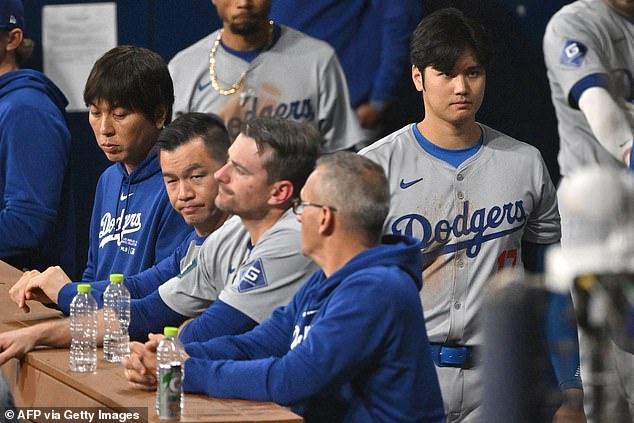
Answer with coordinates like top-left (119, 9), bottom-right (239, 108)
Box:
top-left (9, 270), bottom-right (42, 312)
top-left (553, 389), bottom-right (586, 423)
top-left (0, 327), bottom-right (38, 366)
top-left (356, 102), bottom-right (382, 129)
top-left (122, 335), bottom-right (162, 390)
top-left (24, 266), bottom-right (71, 306)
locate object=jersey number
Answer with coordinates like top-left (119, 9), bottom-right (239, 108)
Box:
top-left (497, 249), bottom-right (518, 272)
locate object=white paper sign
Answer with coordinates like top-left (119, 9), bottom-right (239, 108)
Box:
top-left (42, 3), bottom-right (117, 111)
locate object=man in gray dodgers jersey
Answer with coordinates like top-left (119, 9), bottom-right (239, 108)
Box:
top-left (361, 9), bottom-right (584, 423)
top-left (168, 0), bottom-right (362, 152)
top-left (156, 116), bottom-right (320, 339)
top-left (544, 0), bottom-right (634, 180)
top-left (544, 0), bottom-right (634, 419)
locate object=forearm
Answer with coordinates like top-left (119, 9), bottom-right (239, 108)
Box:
top-left (25, 319), bottom-right (71, 348)
top-left (578, 86), bottom-right (633, 164)
top-left (30, 310), bottom-right (106, 348)
top-left (178, 300), bottom-right (257, 344)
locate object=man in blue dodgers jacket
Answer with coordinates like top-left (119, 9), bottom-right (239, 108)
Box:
top-left (124, 152), bottom-right (445, 423)
top-left (8, 46), bottom-right (191, 312)
top-left (14, 112), bottom-right (231, 313)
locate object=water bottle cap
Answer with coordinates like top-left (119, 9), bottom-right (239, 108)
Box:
top-left (109, 273), bottom-right (124, 283)
top-left (163, 327), bottom-right (178, 337)
top-left (77, 284), bottom-right (91, 293)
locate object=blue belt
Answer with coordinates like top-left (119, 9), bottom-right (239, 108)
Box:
top-left (429, 344), bottom-right (478, 369)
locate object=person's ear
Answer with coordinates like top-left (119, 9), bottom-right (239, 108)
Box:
top-left (5, 28), bottom-right (23, 52)
top-left (412, 65), bottom-right (425, 92)
top-left (269, 180), bottom-right (294, 206)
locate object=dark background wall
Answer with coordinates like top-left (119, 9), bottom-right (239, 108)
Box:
top-left (20, 0), bottom-right (571, 275)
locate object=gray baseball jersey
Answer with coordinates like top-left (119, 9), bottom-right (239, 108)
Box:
top-left (360, 123), bottom-right (561, 419)
top-left (168, 25), bottom-right (362, 152)
top-left (544, 0), bottom-right (634, 176)
top-left (158, 210), bottom-right (318, 323)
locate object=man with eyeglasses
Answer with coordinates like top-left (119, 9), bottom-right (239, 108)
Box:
top-left (124, 152), bottom-right (445, 423)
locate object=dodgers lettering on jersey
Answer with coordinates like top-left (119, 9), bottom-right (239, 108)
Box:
top-left (98, 208), bottom-right (143, 254)
top-left (391, 200), bottom-right (527, 261)
top-left (225, 95), bottom-right (316, 140)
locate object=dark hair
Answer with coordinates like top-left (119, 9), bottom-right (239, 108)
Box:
top-left (410, 8), bottom-right (493, 74)
top-left (83, 46), bottom-right (174, 125)
top-left (316, 152), bottom-right (389, 242)
top-left (157, 112), bottom-right (230, 164)
top-left (243, 117), bottom-right (322, 199)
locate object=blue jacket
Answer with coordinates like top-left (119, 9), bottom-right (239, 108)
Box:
top-left (82, 153), bottom-right (190, 282)
top-left (0, 69), bottom-right (75, 274)
top-left (270, 0), bottom-right (423, 108)
top-left (57, 231), bottom-right (205, 314)
top-left (184, 235), bottom-right (445, 423)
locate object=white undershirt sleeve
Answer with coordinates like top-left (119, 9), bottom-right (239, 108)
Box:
top-left (578, 86), bottom-right (633, 165)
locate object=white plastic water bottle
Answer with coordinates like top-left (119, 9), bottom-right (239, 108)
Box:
top-left (69, 283), bottom-right (98, 373)
top-left (103, 273), bottom-right (131, 362)
top-left (156, 326), bottom-right (184, 420)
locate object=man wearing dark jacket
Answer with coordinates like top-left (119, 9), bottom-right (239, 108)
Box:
top-left (0, 0), bottom-right (75, 274)
top-left (124, 152), bottom-right (445, 423)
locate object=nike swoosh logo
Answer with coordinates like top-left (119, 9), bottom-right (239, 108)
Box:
top-left (120, 192), bottom-right (134, 201)
top-left (399, 178), bottom-right (423, 189)
top-left (228, 265), bottom-right (236, 274)
top-left (198, 80), bottom-right (211, 91)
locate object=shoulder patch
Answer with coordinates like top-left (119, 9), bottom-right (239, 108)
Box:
top-left (560, 40), bottom-right (587, 67)
top-left (238, 258), bottom-right (268, 292)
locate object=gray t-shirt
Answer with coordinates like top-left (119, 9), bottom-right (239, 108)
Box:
top-left (159, 210), bottom-right (318, 323)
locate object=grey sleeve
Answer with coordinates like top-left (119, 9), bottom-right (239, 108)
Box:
top-left (523, 153), bottom-right (562, 245)
top-left (317, 52), bottom-right (363, 152)
top-left (543, 13), bottom-right (609, 103)
top-left (219, 226), bottom-right (318, 323)
top-left (158, 238), bottom-right (220, 318)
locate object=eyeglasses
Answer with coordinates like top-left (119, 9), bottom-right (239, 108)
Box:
top-left (291, 198), bottom-right (337, 215)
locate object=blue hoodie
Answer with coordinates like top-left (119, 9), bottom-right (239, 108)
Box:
top-left (0, 69), bottom-right (75, 274)
top-left (183, 235), bottom-right (445, 423)
top-left (81, 152), bottom-right (190, 283)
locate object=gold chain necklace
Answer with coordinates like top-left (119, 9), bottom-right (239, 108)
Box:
top-left (208, 21), bottom-right (274, 96)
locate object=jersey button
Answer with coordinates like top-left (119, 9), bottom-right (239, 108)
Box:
top-left (454, 302), bottom-right (461, 310)
top-left (457, 192), bottom-right (465, 200)
top-left (457, 173), bottom-right (464, 181)
top-left (458, 260), bottom-right (465, 268)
